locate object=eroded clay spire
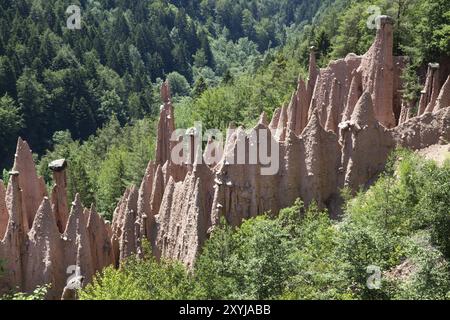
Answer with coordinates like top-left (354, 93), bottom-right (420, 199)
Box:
top-left (63, 194), bottom-right (94, 286)
top-left (2, 171), bottom-right (25, 290)
top-left (418, 63), bottom-right (440, 115)
top-left (12, 138), bottom-right (47, 230)
top-left (118, 186), bottom-right (139, 261)
top-left (86, 204), bottom-right (114, 273)
top-left (150, 165), bottom-right (165, 221)
top-left (361, 15), bottom-right (396, 128)
top-left (161, 79), bottom-right (171, 104)
top-left (303, 109), bottom-right (322, 135)
top-left (258, 112), bottom-right (268, 126)
top-left (49, 159), bottom-right (69, 233)
top-left (295, 79), bottom-right (310, 135)
top-left (269, 108), bottom-right (281, 133)
top-left (155, 81), bottom-right (175, 166)
top-left (424, 63), bottom-right (440, 113)
top-left (0, 181), bottom-right (7, 240)
top-left (325, 78), bottom-right (340, 133)
top-left (307, 46), bottom-right (319, 102)
top-left (137, 161), bottom-right (155, 240)
top-left (351, 91), bottom-right (376, 127)
top-left (275, 104), bottom-right (288, 141)
top-left (300, 109), bottom-right (340, 208)
top-left (342, 71), bottom-right (363, 122)
top-left (433, 74), bottom-right (450, 113)
top-left (26, 197), bottom-right (64, 298)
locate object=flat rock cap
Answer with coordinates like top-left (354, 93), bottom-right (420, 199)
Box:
top-left (378, 15), bottom-right (394, 25)
top-left (49, 159), bottom-right (67, 172)
top-left (428, 63), bottom-right (440, 69)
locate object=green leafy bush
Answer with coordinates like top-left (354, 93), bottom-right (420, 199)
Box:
top-left (195, 216), bottom-right (296, 300)
top-left (1, 285), bottom-right (49, 300)
top-left (80, 243), bottom-right (196, 300)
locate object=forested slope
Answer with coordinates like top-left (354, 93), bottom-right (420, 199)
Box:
top-left (0, 0), bottom-right (325, 171)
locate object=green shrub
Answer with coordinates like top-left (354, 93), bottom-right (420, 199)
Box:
top-left (80, 244), bottom-right (195, 300)
top-left (195, 216), bottom-right (296, 300)
top-left (1, 285), bottom-right (49, 300)
top-left (337, 150), bottom-right (450, 299)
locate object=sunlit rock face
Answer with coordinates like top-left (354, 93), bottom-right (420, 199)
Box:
top-left (0, 153), bottom-right (115, 299)
top-left (1, 15), bottom-right (449, 300)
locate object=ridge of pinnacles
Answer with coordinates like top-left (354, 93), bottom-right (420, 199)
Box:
top-left (0, 16), bottom-right (449, 299)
